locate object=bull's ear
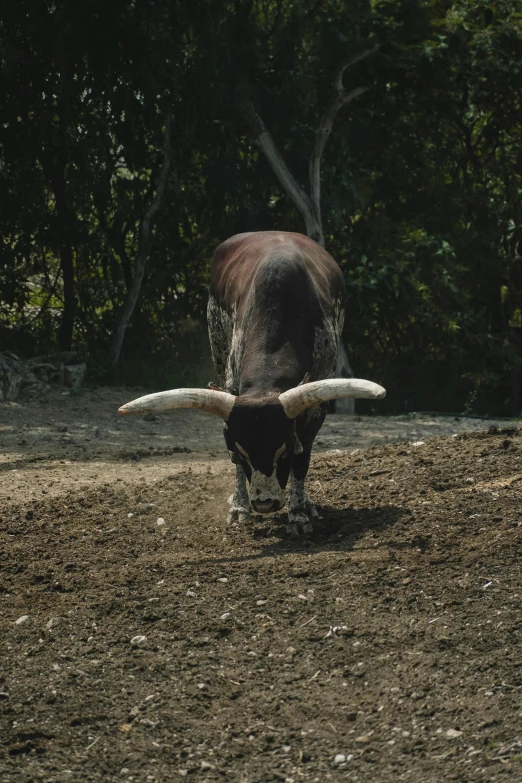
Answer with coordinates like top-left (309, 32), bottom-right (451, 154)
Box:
top-left (298, 373), bottom-right (311, 386)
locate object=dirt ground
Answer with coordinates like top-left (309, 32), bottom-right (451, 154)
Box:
top-left (1, 388), bottom-right (522, 783)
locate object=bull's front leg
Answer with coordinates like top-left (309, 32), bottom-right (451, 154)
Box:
top-left (227, 464), bottom-right (252, 525)
top-left (287, 472), bottom-right (318, 536)
top-left (286, 407), bottom-right (325, 535)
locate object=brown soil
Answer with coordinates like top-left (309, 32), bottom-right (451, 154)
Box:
top-left (1, 389), bottom-right (521, 782)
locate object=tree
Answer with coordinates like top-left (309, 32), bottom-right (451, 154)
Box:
top-left (236, 46), bottom-right (378, 247)
top-left (1, 0), bottom-right (521, 414)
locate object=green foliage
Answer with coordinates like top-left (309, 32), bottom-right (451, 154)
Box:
top-left (0, 0), bottom-right (521, 414)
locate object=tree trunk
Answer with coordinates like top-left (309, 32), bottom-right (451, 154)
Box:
top-left (236, 52), bottom-right (380, 410)
top-left (58, 244), bottom-right (76, 350)
top-left (237, 46), bottom-right (378, 249)
top-left (47, 160), bottom-right (77, 351)
top-left (108, 114), bottom-right (172, 369)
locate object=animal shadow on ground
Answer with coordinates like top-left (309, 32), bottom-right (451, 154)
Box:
top-left (181, 504), bottom-right (409, 569)
top-left (249, 502), bottom-right (410, 555)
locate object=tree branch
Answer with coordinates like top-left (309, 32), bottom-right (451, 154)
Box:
top-left (236, 45), bottom-right (378, 247)
top-left (309, 46), bottom-right (378, 234)
top-left (335, 44), bottom-right (380, 92)
top-left (237, 89), bottom-right (321, 241)
top-left (309, 86), bottom-right (368, 228)
top-left (108, 113), bottom-right (172, 369)
top-left (255, 130), bottom-right (318, 235)
top-left (139, 114), bottom-right (172, 247)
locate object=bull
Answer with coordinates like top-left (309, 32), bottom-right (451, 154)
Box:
top-left (119, 231), bottom-right (385, 534)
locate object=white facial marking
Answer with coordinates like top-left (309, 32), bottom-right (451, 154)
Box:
top-left (250, 444), bottom-right (287, 505)
top-left (235, 442), bottom-right (252, 466)
top-left (293, 432), bottom-right (303, 454)
top-left (250, 470), bottom-right (285, 505)
top-left (274, 443), bottom-right (286, 459)
top-left (234, 441), bottom-right (288, 506)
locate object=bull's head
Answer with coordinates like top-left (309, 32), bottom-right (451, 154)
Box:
top-left (119, 378), bottom-right (385, 514)
top-left (222, 395), bottom-right (298, 514)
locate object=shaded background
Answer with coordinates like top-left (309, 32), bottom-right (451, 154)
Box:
top-left (1, 0), bottom-right (521, 415)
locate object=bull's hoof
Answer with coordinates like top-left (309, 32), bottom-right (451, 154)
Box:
top-left (227, 492), bottom-right (251, 525)
top-left (307, 500), bottom-right (319, 519)
top-left (287, 492), bottom-right (318, 535)
top-left (286, 512), bottom-right (314, 536)
top-left (227, 507), bottom-right (252, 525)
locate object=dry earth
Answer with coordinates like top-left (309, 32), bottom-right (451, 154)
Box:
top-left (1, 388), bottom-right (521, 783)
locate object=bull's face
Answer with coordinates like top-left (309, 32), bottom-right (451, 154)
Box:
top-left (223, 398), bottom-right (299, 514)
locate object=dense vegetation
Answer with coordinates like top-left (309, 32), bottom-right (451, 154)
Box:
top-left (1, 0), bottom-right (521, 414)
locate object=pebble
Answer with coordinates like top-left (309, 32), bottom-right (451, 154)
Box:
top-left (130, 635), bottom-right (147, 646)
top-left (325, 625), bottom-right (349, 638)
top-left (256, 600), bottom-right (267, 606)
top-left (217, 577), bottom-right (228, 583)
top-left (127, 513), bottom-right (134, 518)
top-left (220, 612), bottom-right (231, 620)
top-left (446, 728), bottom-right (463, 738)
top-left (411, 440), bottom-right (425, 447)
top-left (15, 615), bottom-right (29, 625)
top-left (156, 518), bottom-right (166, 526)
top-left (334, 754), bottom-right (346, 765)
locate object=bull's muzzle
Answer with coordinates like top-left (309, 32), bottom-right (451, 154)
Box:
top-left (249, 469), bottom-right (285, 514)
top-left (251, 498), bottom-right (284, 514)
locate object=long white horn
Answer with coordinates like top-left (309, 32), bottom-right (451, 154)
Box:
top-left (118, 388), bottom-right (235, 421)
top-left (279, 378), bottom-right (386, 419)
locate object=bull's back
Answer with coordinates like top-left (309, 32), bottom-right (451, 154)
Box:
top-left (210, 231), bottom-right (344, 316)
top-left (208, 232), bottom-right (345, 391)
